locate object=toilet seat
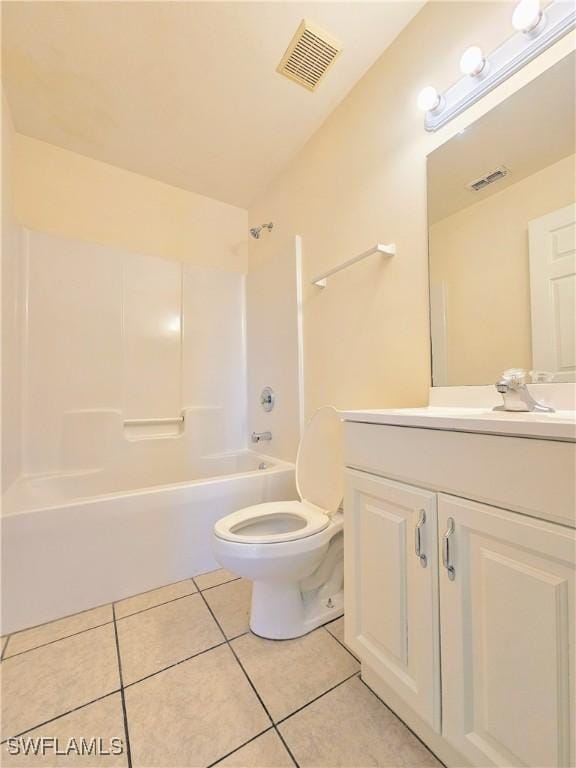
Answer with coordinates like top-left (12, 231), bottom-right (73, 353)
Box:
top-left (214, 406), bottom-right (344, 547)
top-left (214, 501), bottom-right (330, 544)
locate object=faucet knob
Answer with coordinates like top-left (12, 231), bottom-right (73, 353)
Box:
top-left (498, 368), bottom-right (527, 389)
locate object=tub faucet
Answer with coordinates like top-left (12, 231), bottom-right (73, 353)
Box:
top-left (251, 431), bottom-right (272, 443)
top-left (494, 369), bottom-right (555, 413)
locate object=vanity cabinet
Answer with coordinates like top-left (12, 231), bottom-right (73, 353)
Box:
top-left (343, 420), bottom-right (576, 768)
top-left (438, 495), bottom-right (575, 768)
top-left (344, 471), bottom-right (440, 730)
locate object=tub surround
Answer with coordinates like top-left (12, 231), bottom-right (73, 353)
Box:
top-left (343, 390), bottom-right (575, 768)
top-left (3, 407), bottom-right (256, 514)
top-left (17, 228), bottom-right (247, 478)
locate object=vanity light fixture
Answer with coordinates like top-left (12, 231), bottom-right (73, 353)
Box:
top-left (417, 86), bottom-right (442, 113)
top-left (512, 0), bottom-right (545, 34)
top-left (459, 46), bottom-right (487, 77)
top-left (422, 0), bottom-right (574, 131)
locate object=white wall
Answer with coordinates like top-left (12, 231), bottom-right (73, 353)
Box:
top-left (246, 233), bottom-right (302, 462)
top-left (1, 92), bottom-right (23, 491)
top-left (20, 229), bottom-right (246, 477)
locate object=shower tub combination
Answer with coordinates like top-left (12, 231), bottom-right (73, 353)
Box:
top-left (2, 230), bottom-right (299, 635)
top-left (2, 448), bottom-right (296, 635)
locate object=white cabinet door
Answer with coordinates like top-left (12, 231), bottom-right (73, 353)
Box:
top-left (439, 494), bottom-right (575, 767)
top-left (344, 470), bottom-right (440, 730)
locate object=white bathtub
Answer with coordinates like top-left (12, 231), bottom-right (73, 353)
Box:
top-left (1, 451), bottom-right (296, 634)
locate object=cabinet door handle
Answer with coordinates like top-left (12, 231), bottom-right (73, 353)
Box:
top-left (414, 509), bottom-right (427, 568)
top-left (442, 517), bottom-right (456, 581)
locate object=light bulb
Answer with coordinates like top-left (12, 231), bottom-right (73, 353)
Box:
top-left (460, 46), bottom-right (486, 77)
top-left (417, 86), bottom-right (441, 112)
top-left (512, 0), bottom-right (543, 33)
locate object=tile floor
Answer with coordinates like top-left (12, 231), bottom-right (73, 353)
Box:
top-left (1, 569), bottom-right (442, 767)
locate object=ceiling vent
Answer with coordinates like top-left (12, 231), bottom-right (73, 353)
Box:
top-left (467, 166), bottom-right (510, 192)
top-left (277, 19), bottom-right (342, 92)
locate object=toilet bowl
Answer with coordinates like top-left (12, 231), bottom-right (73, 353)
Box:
top-left (212, 406), bottom-right (344, 639)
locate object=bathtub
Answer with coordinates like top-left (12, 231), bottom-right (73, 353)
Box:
top-left (1, 451), bottom-right (296, 634)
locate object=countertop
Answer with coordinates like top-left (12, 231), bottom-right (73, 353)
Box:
top-left (341, 407), bottom-right (576, 442)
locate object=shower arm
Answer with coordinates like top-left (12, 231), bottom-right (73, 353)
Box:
top-left (249, 222), bottom-right (274, 239)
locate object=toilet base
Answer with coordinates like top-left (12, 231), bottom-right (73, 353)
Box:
top-left (250, 580), bottom-right (344, 640)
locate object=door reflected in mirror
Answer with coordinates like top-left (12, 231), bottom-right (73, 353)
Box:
top-left (427, 52), bottom-right (575, 387)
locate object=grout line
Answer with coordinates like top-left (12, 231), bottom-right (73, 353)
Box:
top-left (322, 624), bottom-right (360, 663)
top-left (196, 591), bottom-right (271, 724)
top-left (6, 601), bottom-right (113, 638)
top-left (1, 626), bottom-right (244, 749)
top-left (0, 690), bottom-right (122, 745)
top-left (3, 573), bottom-right (240, 662)
top-left (2, 621), bottom-right (115, 661)
top-left (114, 590), bottom-right (199, 622)
top-left (112, 604), bottom-right (133, 768)
top-left (197, 589), bottom-right (301, 768)
top-left (205, 726), bottom-right (275, 768)
top-left (321, 614), bottom-right (342, 628)
top-left (275, 670), bottom-right (361, 726)
top-left (122, 640), bottom-right (229, 689)
top-left (1, 636), bottom-right (11, 661)
top-left (270, 724), bottom-right (300, 768)
top-left (4, 584), bottom-right (206, 661)
top-left (192, 576), bottom-right (241, 593)
top-left (357, 675), bottom-right (447, 768)
top-left (5, 576), bottom-right (200, 647)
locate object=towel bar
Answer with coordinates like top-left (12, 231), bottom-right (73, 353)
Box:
top-left (311, 243), bottom-right (396, 288)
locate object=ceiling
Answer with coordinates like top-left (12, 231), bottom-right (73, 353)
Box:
top-left (428, 51), bottom-right (576, 225)
top-left (2, 1), bottom-right (423, 208)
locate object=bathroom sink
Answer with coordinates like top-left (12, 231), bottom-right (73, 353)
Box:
top-left (341, 407), bottom-right (576, 441)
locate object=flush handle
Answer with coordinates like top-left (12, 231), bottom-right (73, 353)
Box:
top-left (414, 509), bottom-right (427, 568)
top-left (442, 517), bottom-right (456, 581)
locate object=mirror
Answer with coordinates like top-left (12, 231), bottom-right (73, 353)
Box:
top-left (427, 52), bottom-right (575, 386)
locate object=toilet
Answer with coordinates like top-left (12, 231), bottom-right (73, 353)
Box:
top-left (212, 406), bottom-right (345, 640)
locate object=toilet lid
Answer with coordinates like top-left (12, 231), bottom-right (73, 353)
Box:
top-left (296, 406), bottom-right (344, 515)
top-left (214, 501), bottom-right (330, 544)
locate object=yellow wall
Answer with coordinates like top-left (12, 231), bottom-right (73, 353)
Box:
top-left (13, 134), bottom-right (248, 271)
top-left (248, 1), bottom-right (574, 416)
top-left (430, 154), bottom-right (576, 386)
